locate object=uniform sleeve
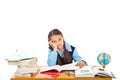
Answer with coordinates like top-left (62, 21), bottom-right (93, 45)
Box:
top-left (72, 48), bottom-right (88, 65)
top-left (72, 48), bottom-right (82, 62)
top-left (47, 49), bottom-right (58, 66)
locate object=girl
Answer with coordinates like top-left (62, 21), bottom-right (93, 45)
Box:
top-left (47, 29), bottom-right (87, 68)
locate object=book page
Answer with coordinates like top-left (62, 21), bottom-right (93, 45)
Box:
top-left (40, 62), bottom-right (79, 72)
top-left (60, 62), bottom-right (79, 71)
top-left (75, 66), bottom-right (94, 77)
top-left (40, 65), bottom-right (61, 72)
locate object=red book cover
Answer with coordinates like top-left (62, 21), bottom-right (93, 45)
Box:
top-left (40, 70), bottom-right (61, 78)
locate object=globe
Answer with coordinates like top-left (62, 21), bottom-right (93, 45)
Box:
top-left (97, 52), bottom-right (111, 68)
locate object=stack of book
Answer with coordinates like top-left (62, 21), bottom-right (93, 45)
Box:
top-left (6, 54), bottom-right (38, 76)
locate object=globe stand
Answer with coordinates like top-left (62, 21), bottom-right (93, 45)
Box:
top-left (98, 64), bottom-right (105, 71)
top-left (103, 64), bottom-right (105, 68)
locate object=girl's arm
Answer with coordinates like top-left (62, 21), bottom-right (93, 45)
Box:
top-left (47, 49), bottom-right (58, 66)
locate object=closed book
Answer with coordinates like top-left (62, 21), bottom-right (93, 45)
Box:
top-left (7, 57), bottom-right (37, 65)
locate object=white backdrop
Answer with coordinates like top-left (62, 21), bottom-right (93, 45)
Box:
top-left (0, 0), bottom-right (120, 80)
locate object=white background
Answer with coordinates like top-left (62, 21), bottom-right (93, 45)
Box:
top-left (0, 0), bottom-right (120, 80)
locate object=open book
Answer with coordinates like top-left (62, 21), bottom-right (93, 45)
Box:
top-left (39, 62), bottom-right (79, 78)
top-left (75, 65), bottom-right (115, 78)
top-left (40, 62), bottom-right (79, 73)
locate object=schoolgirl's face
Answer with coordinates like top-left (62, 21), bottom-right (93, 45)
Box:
top-left (50, 35), bottom-right (64, 50)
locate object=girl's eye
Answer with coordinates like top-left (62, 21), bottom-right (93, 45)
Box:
top-left (58, 38), bottom-right (61, 41)
top-left (52, 41), bottom-right (57, 43)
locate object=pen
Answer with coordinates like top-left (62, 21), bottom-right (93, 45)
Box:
top-left (65, 71), bottom-right (71, 77)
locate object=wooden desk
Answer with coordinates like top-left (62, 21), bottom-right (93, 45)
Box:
top-left (11, 71), bottom-right (112, 80)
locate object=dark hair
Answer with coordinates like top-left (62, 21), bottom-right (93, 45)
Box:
top-left (48, 29), bottom-right (63, 41)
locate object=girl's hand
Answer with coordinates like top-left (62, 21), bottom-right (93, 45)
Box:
top-left (49, 41), bottom-right (57, 52)
top-left (75, 60), bottom-right (86, 68)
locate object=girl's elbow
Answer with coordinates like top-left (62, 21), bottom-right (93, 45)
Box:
top-left (47, 60), bottom-right (56, 66)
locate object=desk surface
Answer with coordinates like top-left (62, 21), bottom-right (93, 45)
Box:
top-left (11, 71), bottom-right (112, 80)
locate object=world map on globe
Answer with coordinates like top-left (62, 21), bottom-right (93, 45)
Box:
top-left (97, 52), bottom-right (111, 65)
